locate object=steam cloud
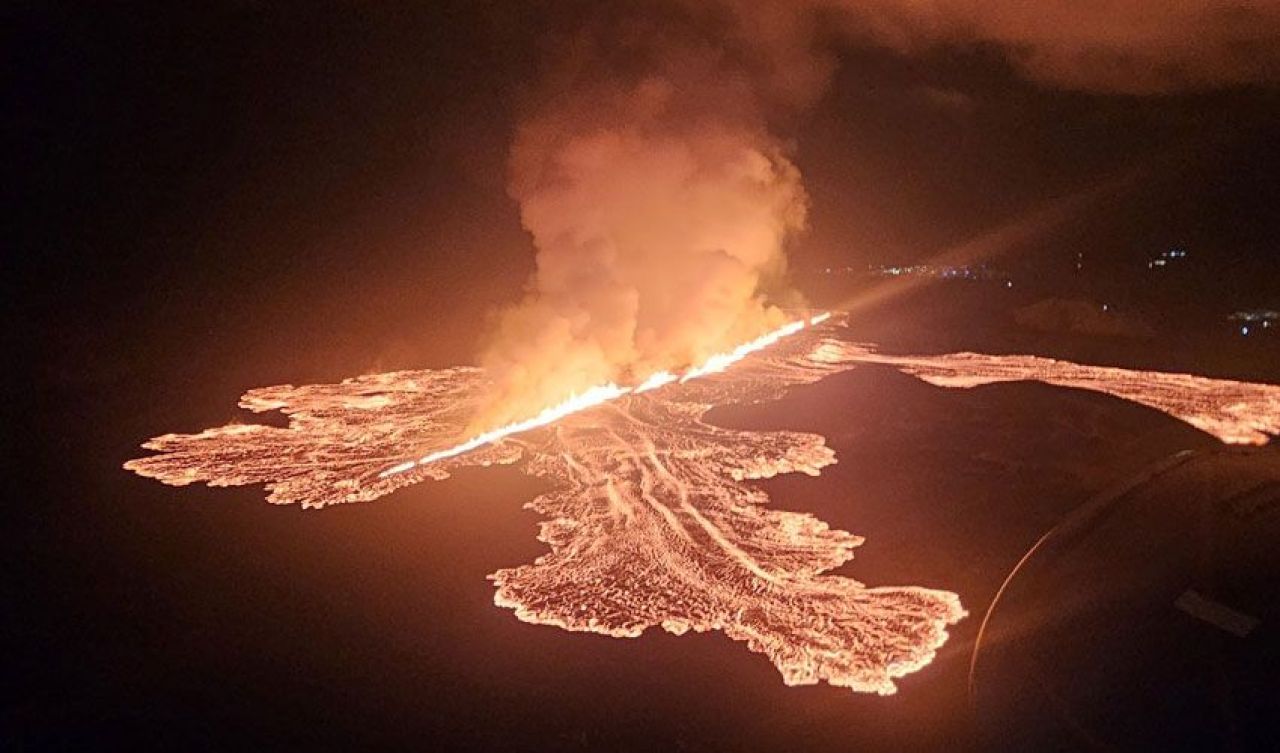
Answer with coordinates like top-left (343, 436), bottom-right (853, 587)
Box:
top-left (478, 1), bottom-right (1280, 427)
top-left (476, 8), bottom-right (809, 428)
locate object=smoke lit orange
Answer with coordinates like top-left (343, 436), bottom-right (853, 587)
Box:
top-left (380, 313), bottom-right (832, 478)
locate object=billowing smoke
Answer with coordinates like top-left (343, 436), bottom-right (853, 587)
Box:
top-left (475, 7), bottom-right (809, 429)
top-left (476, 0), bottom-right (1280, 428)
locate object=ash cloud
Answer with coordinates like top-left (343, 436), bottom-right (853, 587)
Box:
top-left (477, 0), bottom-right (1280, 428)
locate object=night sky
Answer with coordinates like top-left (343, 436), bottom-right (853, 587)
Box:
top-left (8, 2), bottom-right (1280, 751)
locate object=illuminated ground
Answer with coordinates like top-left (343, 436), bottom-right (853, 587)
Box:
top-left (121, 317), bottom-right (1277, 700)
top-left (13, 314), bottom-right (1279, 750)
top-left (125, 318), bottom-right (969, 694)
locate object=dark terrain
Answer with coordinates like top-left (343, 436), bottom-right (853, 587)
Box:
top-left (9, 3), bottom-right (1277, 748)
top-left (8, 284), bottom-right (1276, 750)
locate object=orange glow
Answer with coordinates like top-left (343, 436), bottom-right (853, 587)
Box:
top-left (843, 347), bottom-right (1280, 445)
top-left (124, 314), bottom-right (967, 694)
top-left (633, 370), bottom-right (678, 393)
top-left (386, 383), bottom-right (630, 475)
top-left (680, 319), bottom-right (806, 382)
top-left (125, 315), bottom-right (1278, 695)
top-left (379, 314), bottom-right (829, 478)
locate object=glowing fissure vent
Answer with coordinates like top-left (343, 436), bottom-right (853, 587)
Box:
top-left (379, 313), bottom-right (832, 478)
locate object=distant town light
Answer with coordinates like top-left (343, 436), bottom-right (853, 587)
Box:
top-left (1148, 247), bottom-right (1188, 270)
top-left (861, 263), bottom-right (1008, 282)
top-left (1228, 309), bottom-right (1279, 323)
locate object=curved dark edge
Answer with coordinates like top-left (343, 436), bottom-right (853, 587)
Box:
top-left (966, 447), bottom-right (1200, 701)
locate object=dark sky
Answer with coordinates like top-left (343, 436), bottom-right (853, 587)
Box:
top-left (6, 3), bottom-right (1279, 750)
top-left (11, 2), bottom-right (1279, 379)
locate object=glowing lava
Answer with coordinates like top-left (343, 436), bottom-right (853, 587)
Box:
top-left (379, 313), bottom-right (834, 479)
top-left (842, 346), bottom-right (1280, 445)
top-left (124, 315), bottom-right (1280, 695)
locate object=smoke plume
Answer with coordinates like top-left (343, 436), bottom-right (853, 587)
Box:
top-left (477, 1), bottom-right (1280, 428)
top-left (476, 6), bottom-right (809, 428)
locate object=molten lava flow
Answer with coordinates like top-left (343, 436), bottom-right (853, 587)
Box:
top-left (841, 346), bottom-right (1280, 445)
top-left (123, 315), bottom-right (1280, 695)
top-left (125, 315), bottom-right (968, 693)
top-left (633, 371), bottom-right (677, 393)
top-left (379, 313), bottom-right (834, 479)
top-left (382, 383), bottom-right (630, 477)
